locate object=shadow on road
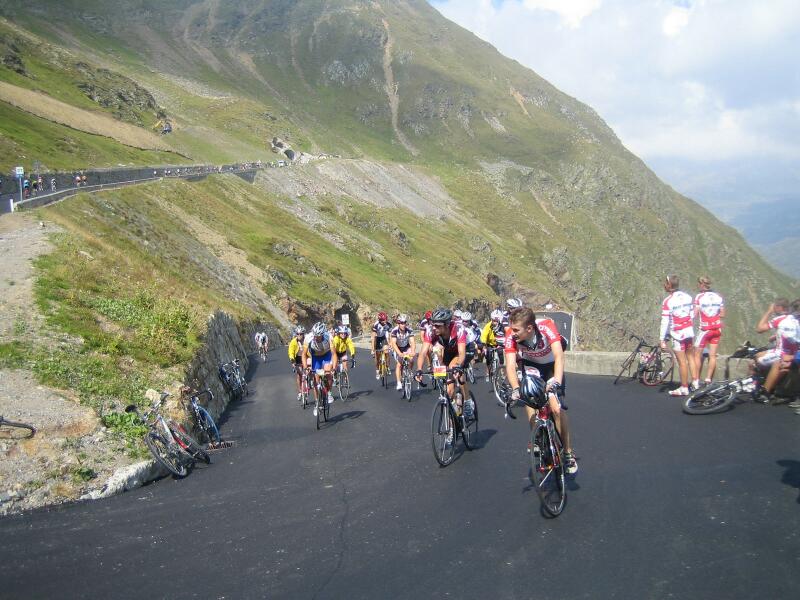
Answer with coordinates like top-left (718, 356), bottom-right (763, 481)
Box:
top-left (347, 390), bottom-right (374, 400)
top-left (327, 410), bottom-right (366, 425)
top-left (469, 428), bottom-right (497, 450)
top-left (777, 459), bottom-right (800, 503)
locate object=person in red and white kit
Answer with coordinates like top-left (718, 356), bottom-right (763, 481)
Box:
top-left (693, 276), bottom-right (725, 384)
top-left (415, 308), bottom-right (469, 410)
top-left (660, 274), bottom-right (699, 396)
top-left (504, 307), bottom-right (577, 474)
top-left (753, 298), bottom-right (799, 403)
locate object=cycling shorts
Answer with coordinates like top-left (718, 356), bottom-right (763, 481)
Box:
top-left (757, 349), bottom-right (781, 367)
top-left (671, 337), bottom-right (693, 352)
top-left (311, 352), bottom-right (333, 371)
top-left (519, 362), bottom-right (566, 397)
top-left (695, 329), bottom-right (721, 349)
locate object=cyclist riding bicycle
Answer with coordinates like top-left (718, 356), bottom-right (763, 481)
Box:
top-left (302, 322), bottom-right (337, 413)
top-left (390, 314), bottom-right (416, 391)
top-left (481, 309), bottom-right (507, 382)
top-left (332, 325), bottom-right (357, 373)
top-left (505, 306), bottom-right (577, 474)
top-left (288, 326), bottom-right (307, 401)
top-left (371, 311), bottom-right (392, 380)
top-left (415, 308), bottom-right (468, 412)
top-left (461, 311), bottom-right (480, 367)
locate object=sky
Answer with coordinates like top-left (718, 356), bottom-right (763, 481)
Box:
top-left (428, 0), bottom-right (800, 221)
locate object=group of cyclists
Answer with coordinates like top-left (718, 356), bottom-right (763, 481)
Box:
top-left (285, 299), bottom-right (579, 475)
top-left (659, 274), bottom-right (800, 407)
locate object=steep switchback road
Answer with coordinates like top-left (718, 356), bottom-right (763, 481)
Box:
top-left (1, 358), bottom-right (798, 599)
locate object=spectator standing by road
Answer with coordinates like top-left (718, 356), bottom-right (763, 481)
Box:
top-left (660, 274), bottom-right (699, 396)
top-left (694, 276), bottom-right (725, 384)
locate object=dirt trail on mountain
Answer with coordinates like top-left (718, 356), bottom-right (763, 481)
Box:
top-left (0, 82), bottom-right (171, 151)
top-left (381, 19), bottom-right (418, 157)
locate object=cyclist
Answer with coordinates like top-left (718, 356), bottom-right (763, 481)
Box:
top-left (461, 311), bottom-right (480, 368)
top-left (660, 274), bottom-right (698, 396)
top-left (415, 308), bottom-right (469, 413)
top-left (504, 307), bottom-right (577, 474)
top-left (693, 276), bottom-right (725, 384)
top-left (302, 322), bottom-right (336, 414)
top-left (481, 309), bottom-right (507, 382)
top-left (371, 311), bottom-right (392, 380)
top-left (754, 298), bottom-right (797, 402)
top-left (287, 326), bottom-right (307, 401)
top-left (332, 325), bottom-right (357, 375)
top-left (390, 314), bottom-right (416, 391)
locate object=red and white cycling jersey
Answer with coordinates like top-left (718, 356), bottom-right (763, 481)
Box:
top-left (769, 314), bottom-right (800, 355)
top-left (660, 291), bottom-right (695, 342)
top-left (431, 322), bottom-right (467, 360)
top-left (421, 322), bottom-right (434, 344)
top-left (504, 318), bottom-right (561, 365)
top-left (694, 291), bottom-right (724, 331)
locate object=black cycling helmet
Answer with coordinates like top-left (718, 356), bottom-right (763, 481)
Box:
top-left (430, 307), bottom-right (452, 323)
top-left (520, 374), bottom-right (548, 409)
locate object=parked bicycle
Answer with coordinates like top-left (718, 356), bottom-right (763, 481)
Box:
top-left (125, 393), bottom-right (209, 478)
top-left (182, 388), bottom-right (221, 446)
top-left (426, 365), bottom-right (479, 466)
top-left (614, 335), bottom-right (675, 386)
top-left (504, 379), bottom-right (567, 517)
top-left (218, 358), bottom-right (248, 399)
top-left (0, 415), bottom-right (36, 439)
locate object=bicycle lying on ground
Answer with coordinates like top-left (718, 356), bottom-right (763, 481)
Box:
top-left (0, 415), bottom-right (36, 439)
top-left (682, 341), bottom-right (800, 414)
top-left (614, 334), bottom-right (675, 386)
top-left (426, 365), bottom-right (479, 467)
top-left (504, 379), bottom-right (567, 517)
top-left (125, 392), bottom-right (210, 477)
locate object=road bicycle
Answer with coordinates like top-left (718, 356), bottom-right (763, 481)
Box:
top-left (487, 346), bottom-right (510, 406)
top-left (219, 358), bottom-right (248, 399)
top-left (311, 368), bottom-right (332, 430)
top-left (614, 335), bottom-right (674, 386)
top-left (504, 378), bottom-right (567, 517)
top-left (258, 343), bottom-right (268, 363)
top-left (427, 365), bottom-right (479, 466)
top-left (332, 358), bottom-right (353, 402)
top-left (378, 347), bottom-right (391, 388)
top-left (682, 341), bottom-right (799, 414)
top-left (183, 388), bottom-right (220, 446)
top-left (298, 365), bottom-right (313, 409)
top-left (398, 355), bottom-right (414, 401)
top-left (125, 393), bottom-right (209, 478)
top-left (0, 415), bottom-right (36, 439)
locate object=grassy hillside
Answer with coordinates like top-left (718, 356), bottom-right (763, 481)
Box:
top-left (0, 0), bottom-right (794, 359)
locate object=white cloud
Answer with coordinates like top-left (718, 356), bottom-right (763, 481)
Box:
top-left (429, 0), bottom-right (800, 207)
top-left (521, 0), bottom-right (602, 28)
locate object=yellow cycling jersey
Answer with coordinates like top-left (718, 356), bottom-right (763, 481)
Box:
top-left (332, 336), bottom-right (356, 356)
top-left (481, 321), bottom-right (507, 347)
top-left (288, 337), bottom-right (303, 361)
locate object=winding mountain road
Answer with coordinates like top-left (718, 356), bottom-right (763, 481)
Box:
top-left (1, 358), bottom-right (798, 599)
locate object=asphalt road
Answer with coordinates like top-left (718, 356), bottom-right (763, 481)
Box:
top-left (1, 357), bottom-right (799, 599)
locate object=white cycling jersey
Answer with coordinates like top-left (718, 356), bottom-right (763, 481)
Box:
top-left (660, 291), bottom-right (695, 342)
top-left (303, 332), bottom-right (332, 356)
top-left (694, 291), bottom-right (724, 331)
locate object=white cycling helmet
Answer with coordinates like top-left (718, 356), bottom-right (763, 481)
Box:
top-left (311, 322), bottom-right (327, 336)
top-left (461, 311), bottom-right (473, 322)
top-left (490, 309), bottom-right (503, 320)
top-left (294, 325), bottom-right (306, 335)
top-left (453, 309), bottom-right (463, 320)
top-left (396, 313), bottom-right (409, 324)
top-left (506, 298), bottom-right (523, 309)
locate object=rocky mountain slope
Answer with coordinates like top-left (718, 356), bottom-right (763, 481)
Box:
top-left (0, 0), bottom-right (795, 349)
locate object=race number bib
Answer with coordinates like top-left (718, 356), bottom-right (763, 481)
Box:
top-left (433, 365), bottom-right (447, 378)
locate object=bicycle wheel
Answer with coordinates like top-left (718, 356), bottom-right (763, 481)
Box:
top-left (338, 370), bottom-right (351, 402)
top-left (466, 364), bottom-right (476, 385)
top-left (315, 389), bottom-right (323, 430)
top-left (461, 392), bottom-right (479, 450)
top-left (323, 387), bottom-right (331, 422)
top-left (640, 351), bottom-right (674, 386)
top-left (493, 367), bottom-right (510, 406)
top-left (613, 352), bottom-right (636, 385)
top-left (0, 418), bottom-right (36, 439)
top-left (529, 423), bottom-right (566, 516)
top-left (195, 406), bottom-right (220, 445)
top-left (169, 422), bottom-right (211, 464)
top-left (682, 382), bottom-right (737, 415)
top-left (431, 400), bottom-right (456, 466)
top-left (403, 369), bottom-right (412, 401)
top-left (144, 431), bottom-right (188, 477)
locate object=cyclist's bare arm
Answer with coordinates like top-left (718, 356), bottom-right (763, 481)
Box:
top-left (756, 304), bottom-right (775, 333)
top-left (416, 341), bottom-right (432, 372)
